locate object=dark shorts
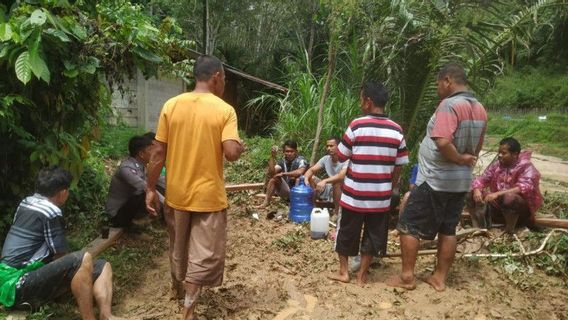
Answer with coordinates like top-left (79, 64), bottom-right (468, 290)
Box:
top-left (397, 182), bottom-right (466, 240)
top-left (14, 251), bottom-right (106, 307)
top-left (334, 207), bottom-right (389, 257)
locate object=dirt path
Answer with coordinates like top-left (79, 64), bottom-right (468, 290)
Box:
top-left (477, 150), bottom-right (568, 193)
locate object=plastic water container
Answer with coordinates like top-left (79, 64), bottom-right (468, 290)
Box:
top-left (289, 176), bottom-right (314, 223)
top-left (310, 208), bottom-right (329, 239)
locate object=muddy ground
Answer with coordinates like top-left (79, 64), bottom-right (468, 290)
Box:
top-left (112, 152), bottom-right (568, 320)
top-left (113, 206), bottom-right (567, 320)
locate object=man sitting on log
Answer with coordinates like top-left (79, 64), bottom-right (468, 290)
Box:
top-left (304, 136), bottom-right (348, 216)
top-left (0, 167), bottom-right (122, 319)
top-left (467, 137), bottom-right (543, 234)
top-left (106, 134), bottom-right (159, 229)
top-left (256, 140), bottom-right (308, 208)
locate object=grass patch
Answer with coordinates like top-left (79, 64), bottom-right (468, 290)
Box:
top-left (541, 191), bottom-right (568, 220)
top-left (92, 124), bottom-right (146, 160)
top-left (483, 67), bottom-right (568, 111)
top-left (485, 112), bottom-right (568, 160)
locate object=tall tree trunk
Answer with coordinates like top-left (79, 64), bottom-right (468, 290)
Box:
top-left (310, 40), bottom-right (336, 165)
top-left (202, 0), bottom-right (210, 54)
top-left (307, 1), bottom-right (318, 71)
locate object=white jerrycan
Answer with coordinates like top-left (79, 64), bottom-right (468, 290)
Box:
top-left (310, 208), bottom-right (330, 239)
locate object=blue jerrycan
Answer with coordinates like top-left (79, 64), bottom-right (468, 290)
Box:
top-left (289, 176), bottom-right (314, 223)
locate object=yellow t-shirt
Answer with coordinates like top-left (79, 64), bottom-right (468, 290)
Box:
top-left (155, 92), bottom-right (240, 212)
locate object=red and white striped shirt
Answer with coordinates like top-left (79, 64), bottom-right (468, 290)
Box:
top-left (338, 114), bottom-right (409, 213)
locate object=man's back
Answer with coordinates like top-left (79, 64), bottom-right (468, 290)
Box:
top-left (156, 92), bottom-right (239, 212)
top-left (1, 195), bottom-right (68, 268)
top-left (417, 92), bottom-right (487, 192)
top-left (338, 114), bottom-right (409, 212)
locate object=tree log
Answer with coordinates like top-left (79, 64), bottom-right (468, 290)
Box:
top-left (225, 183), bottom-right (264, 192)
top-left (85, 227), bottom-right (124, 257)
top-left (534, 218), bottom-right (568, 229)
top-left (420, 228), bottom-right (487, 249)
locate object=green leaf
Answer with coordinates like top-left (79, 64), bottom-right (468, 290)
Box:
top-left (29, 51), bottom-right (50, 83)
top-left (63, 68), bottom-right (79, 78)
top-left (0, 23), bottom-right (12, 42)
top-left (132, 46), bottom-right (162, 63)
top-left (30, 9), bottom-right (47, 26)
top-left (81, 56), bottom-right (100, 74)
top-left (64, 17), bottom-right (87, 40)
top-left (0, 45), bottom-right (8, 58)
top-left (44, 28), bottom-right (70, 42)
top-left (15, 51), bottom-right (32, 84)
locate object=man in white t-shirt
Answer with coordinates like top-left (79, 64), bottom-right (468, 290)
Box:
top-left (304, 137), bottom-right (348, 216)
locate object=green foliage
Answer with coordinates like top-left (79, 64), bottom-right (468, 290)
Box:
top-left (225, 134), bottom-right (274, 183)
top-left (0, 0), bottom-right (192, 238)
top-left (488, 231), bottom-right (568, 280)
top-left (247, 65), bottom-right (360, 162)
top-left (483, 68), bottom-right (568, 111)
top-left (272, 227), bottom-right (307, 252)
top-left (244, 0), bottom-right (568, 161)
top-left (486, 112), bottom-right (568, 159)
top-left (64, 150), bottom-right (110, 248)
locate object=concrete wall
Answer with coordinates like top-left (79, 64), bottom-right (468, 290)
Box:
top-left (110, 70), bottom-right (186, 131)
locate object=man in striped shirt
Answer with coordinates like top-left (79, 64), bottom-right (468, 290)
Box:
top-left (328, 81), bottom-right (409, 286)
top-left (389, 63), bottom-right (487, 291)
top-left (0, 167), bottom-right (121, 319)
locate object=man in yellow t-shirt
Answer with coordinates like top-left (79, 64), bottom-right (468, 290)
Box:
top-left (145, 55), bottom-right (244, 320)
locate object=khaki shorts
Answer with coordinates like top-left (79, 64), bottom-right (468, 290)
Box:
top-left (172, 209), bottom-right (227, 287)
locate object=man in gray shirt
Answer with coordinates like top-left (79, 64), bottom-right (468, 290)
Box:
top-left (304, 136), bottom-right (347, 216)
top-left (106, 134), bottom-right (154, 228)
top-left (389, 63), bottom-right (487, 292)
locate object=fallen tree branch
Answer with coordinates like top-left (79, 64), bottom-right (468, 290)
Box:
top-left (385, 249), bottom-right (438, 258)
top-left (420, 228), bottom-right (487, 249)
top-left (462, 229), bottom-right (568, 258)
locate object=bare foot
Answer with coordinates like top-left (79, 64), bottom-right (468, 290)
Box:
top-left (424, 274), bottom-right (446, 292)
top-left (386, 275), bottom-right (416, 290)
top-left (327, 272), bottom-right (350, 283)
top-left (356, 272), bottom-right (368, 287)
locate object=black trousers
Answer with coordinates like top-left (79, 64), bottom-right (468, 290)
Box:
top-left (110, 193), bottom-right (146, 227)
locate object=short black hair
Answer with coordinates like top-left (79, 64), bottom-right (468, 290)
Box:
top-left (128, 135), bottom-right (153, 157)
top-left (283, 140), bottom-right (298, 150)
top-left (437, 63), bottom-right (467, 85)
top-left (193, 55), bottom-right (223, 81)
top-left (361, 81), bottom-right (389, 108)
top-left (500, 137), bottom-right (521, 154)
top-left (327, 136), bottom-right (340, 145)
top-left (35, 166), bottom-right (73, 197)
top-left (143, 131), bottom-right (156, 141)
